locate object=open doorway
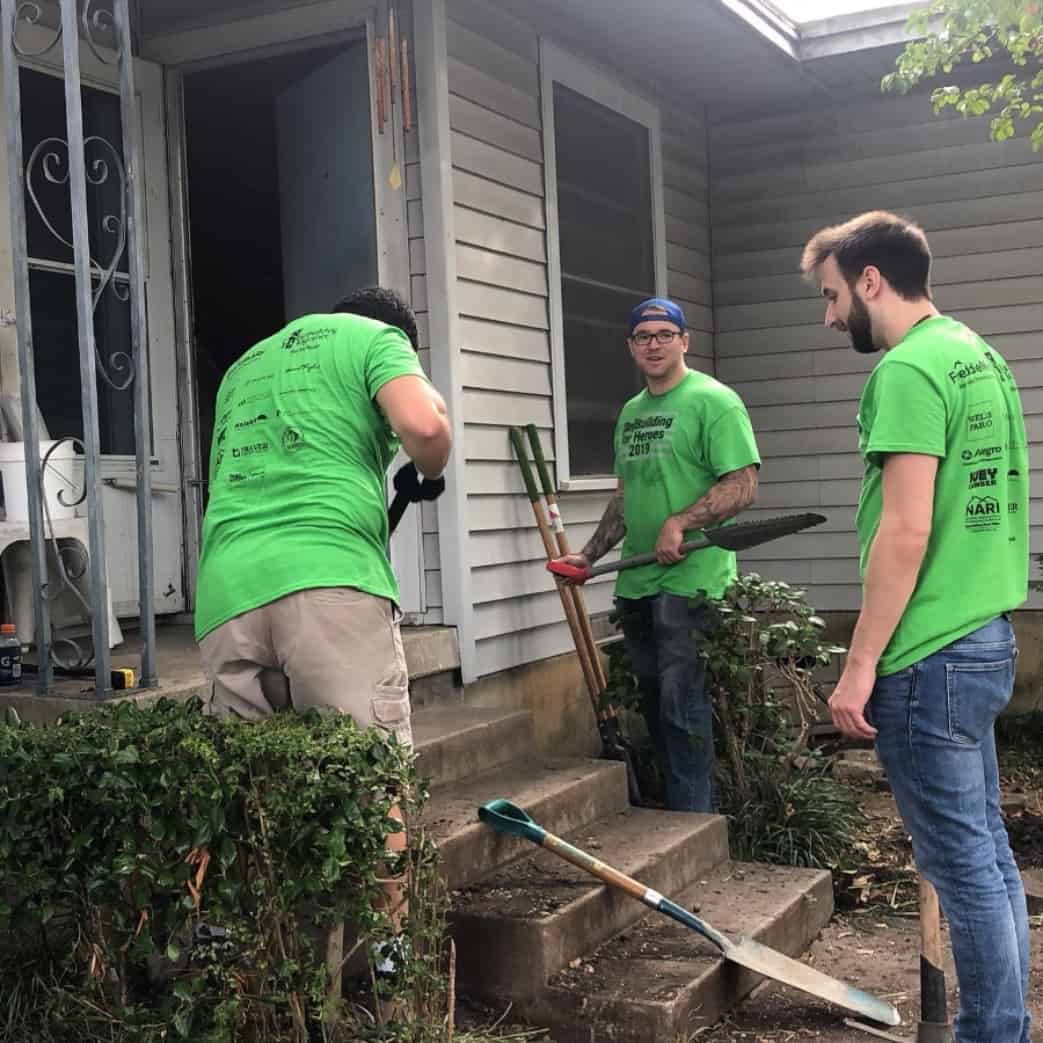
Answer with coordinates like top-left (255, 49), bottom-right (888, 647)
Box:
top-left (181, 37), bottom-right (378, 478)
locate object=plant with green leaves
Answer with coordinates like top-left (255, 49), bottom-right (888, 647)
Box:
top-left (0, 697), bottom-right (451, 1043)
top-left (883, 1), bottom-right (1043, 150)
top-left (605, 573), bottom-right (862, 872)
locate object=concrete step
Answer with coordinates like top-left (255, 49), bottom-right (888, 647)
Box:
top-left (413, 707), bottom-right (534, 790)
top-left (425, 754), bottom-right (628, 891)
top-left (521, 861), bottom-right (834, 1043)
top-left (450, 808), bottom-right (729, 998)
top-left (405, 626), bottom-right (463, 707)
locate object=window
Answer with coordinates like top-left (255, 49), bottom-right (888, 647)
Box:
top-left (540, 41), bottom-right (666, 488)
top-left (19, 66), bottom-right (147, 456)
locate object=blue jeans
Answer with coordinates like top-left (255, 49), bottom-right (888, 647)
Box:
top-left (869, 616), bottom-right (1030, 1043)
top-left (617, 594), bottom-right (714, 812)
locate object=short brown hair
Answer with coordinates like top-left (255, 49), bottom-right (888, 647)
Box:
top-left (800, 210), bottom-right (932, 301)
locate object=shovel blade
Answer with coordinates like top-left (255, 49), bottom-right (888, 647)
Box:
top-left (720, 934), bottom-right (902, 1027)
top-left (705, 512), bottom-right (827, 552)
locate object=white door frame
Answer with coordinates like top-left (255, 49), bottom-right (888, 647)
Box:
top-left (159, 1), bottom-right (424, 616)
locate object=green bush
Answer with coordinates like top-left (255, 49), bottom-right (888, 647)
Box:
top-left (606, 574), bottom-right (864, 873)
top-left (0, 697), bottom-right (440, 1043)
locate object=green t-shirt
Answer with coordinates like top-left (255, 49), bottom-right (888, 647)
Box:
top-left (194, 313), bottom-right (427, 641)
top-left (613, 370), bottom-right (761, 600)
top-left (856, 315), bottom-right (1029, 675)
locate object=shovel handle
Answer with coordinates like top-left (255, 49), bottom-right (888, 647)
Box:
top-left (919, 878), bottom-right (947, 1025)
top-left (547, 537), bottom-right (714, 583)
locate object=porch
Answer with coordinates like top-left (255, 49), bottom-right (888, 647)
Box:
top-left (0, 619), bottom-right (461, 725)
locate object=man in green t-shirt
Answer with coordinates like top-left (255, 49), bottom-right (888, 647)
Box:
top-left (801, 211), bottom-right (1030, 1043)
top-left (195, 286), bottom-right (451, 967)
top-left (553, 297), bottom-right (760, 812)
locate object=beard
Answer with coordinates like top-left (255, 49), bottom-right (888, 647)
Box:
top-left (847, 293), bottom-right (878, 355)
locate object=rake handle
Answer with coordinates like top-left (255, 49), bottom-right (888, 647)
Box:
top-left (510, 428), bottom-right (601, 702)
top-left (524, 424), bottom-right (609, 694)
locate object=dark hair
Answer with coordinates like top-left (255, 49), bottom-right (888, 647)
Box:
top-left (800, 210), bottom-right (932, 301)
top-left (331, 286), bottom-right (420, 352)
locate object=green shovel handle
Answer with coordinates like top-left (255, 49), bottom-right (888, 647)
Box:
top-left (478, 798), bottom-right (547, 845)
top-left (509, 428), bottom-right (541, 504)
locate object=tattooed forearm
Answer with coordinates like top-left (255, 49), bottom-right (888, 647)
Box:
top-left (581, 487), bottom-right (626, 563)
top-left (672, 465), bottom-right (758, 531)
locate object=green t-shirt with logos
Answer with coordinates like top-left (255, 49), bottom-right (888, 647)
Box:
top-left (613, 370), bottom-right (761, 600)
top-left (856, 315), bottom-right (1029, 676)
top-left (194, 313), bottom-right (426, 641)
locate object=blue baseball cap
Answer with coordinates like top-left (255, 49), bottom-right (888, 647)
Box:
top-left (628, 297), bottom-right (687, 335)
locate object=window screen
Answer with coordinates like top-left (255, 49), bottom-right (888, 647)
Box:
top-left (553, 82), bottom-right (655, 477)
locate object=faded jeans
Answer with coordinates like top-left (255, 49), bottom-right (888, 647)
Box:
top-left (617, 593), bottom-right (714, 812)
top-left (869, 615), bottom-right (1031, 1043)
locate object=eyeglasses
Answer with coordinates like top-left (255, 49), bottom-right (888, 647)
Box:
top-left (631, 330), bottom-right (683, 347)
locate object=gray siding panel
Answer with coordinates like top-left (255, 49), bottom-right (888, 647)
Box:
top-left (711, 93), bottom-right (1043, 613)
top-left (445, 5), bottom-right (712, 677)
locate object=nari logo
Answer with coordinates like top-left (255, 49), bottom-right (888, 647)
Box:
top-left (966, 496), bottom-right (999, 518)
top-left (966, 495), bottom-right (1001, 533)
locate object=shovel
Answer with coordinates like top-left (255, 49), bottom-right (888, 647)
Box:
top-left (547, 512), bottom-right (827, 584)
top-left (478, 798), bottom-right (902, 1028)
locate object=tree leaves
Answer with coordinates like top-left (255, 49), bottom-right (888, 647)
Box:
top-left (883, 0), bottom-right (1043, 149)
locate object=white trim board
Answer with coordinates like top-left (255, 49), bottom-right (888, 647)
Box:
top-left (415, 0), bottom-right (478, 682)
top-left (539, 38), bottom-right (668, 492)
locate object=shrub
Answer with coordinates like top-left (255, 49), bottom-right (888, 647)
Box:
top-left (0, 697), bottom-right (443, 1043)
top-left (605, 574), bottom-right (864, 873)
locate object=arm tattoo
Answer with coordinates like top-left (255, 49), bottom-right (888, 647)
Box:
top-left (672, 465), bottom-right (758, 531)
top-left (581, 487), bottom-right (625, 563)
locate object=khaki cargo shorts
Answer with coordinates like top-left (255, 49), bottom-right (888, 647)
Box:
top-left (198, 587), bottom-right (412, 747)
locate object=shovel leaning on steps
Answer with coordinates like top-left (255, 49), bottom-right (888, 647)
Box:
top-left (478, 798), bottom-right (902, 1029)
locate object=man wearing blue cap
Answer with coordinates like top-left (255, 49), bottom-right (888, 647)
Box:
top-left (553, 297), bottom-right (760, 811)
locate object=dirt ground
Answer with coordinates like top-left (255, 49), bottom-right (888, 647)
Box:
top-left (691, 908), bottom-right (1043, 1043)
top-left (694, 769), bottom-right (1043, 1043)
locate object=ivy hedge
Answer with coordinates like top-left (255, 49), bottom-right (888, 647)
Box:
top-left (0, 697), bottom-right (431, 1042)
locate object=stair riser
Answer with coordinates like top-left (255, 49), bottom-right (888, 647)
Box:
top-left (416, 711), bottom-right (534, 790)
top-left (451, 816), bottom-right (729, 998)
top-left (439, 761), bottom-right (629, 891)
top-left (674, 871), bottom-right (835, 1038)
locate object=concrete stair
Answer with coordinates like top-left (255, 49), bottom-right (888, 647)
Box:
top-left (413, 704), bottom-right (836, 1042)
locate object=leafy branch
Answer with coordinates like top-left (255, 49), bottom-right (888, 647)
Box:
top-left (882, 0), bottom-right (1043, 149)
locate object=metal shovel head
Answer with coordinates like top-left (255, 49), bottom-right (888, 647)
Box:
top-left (704, 512), bottom-right (827, 552)
top-left (719, 933), bottom-right (902, 1027)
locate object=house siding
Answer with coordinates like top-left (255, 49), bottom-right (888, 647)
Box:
top-left (443, 0), bottom-right (712, 677)
top-left (709, 89), bottom-right (1043, 610)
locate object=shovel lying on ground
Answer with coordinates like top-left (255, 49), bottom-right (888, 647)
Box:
top-left (478, 798), bottom-right (902, 1029)
top-left (547, 512), bottom-right (827, 584)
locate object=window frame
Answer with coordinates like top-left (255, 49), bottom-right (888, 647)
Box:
top-left (539, 39), bottom-right (667, 491)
